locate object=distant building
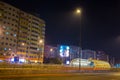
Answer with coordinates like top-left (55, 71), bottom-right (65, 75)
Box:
top-left (96, 51), bottom-right (109, 61)
top-left (44, 45), bottom-right (57, 58)
top-left (44, 45), bottom-right (110, 65)
top-left (0, 1), bottom-right (45, 63)
top-left (69, 46), bottom-right (80, 60)
top-left (82, 49), bottom-right (96, 60)
top-left (114, 64), bottom-right (120, 68)
top-left (44, 45), bottom-right (80, 64)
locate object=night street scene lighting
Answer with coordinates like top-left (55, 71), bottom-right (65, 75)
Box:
top-left (75, 8), bottom-right (82, 72)
top-left (0, 0), bottom-right (120, 80)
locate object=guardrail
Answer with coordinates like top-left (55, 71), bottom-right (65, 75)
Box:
top-left (0, 62), bottom-right (116, 75)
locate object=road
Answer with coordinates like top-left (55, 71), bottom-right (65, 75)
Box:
top-left (0, 72), bottom-right (120, 80)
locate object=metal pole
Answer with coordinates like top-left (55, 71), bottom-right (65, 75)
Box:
top-left (79, 48), bottom-right (80, 71)
top-left (107, 55), bottom-right (109, 62)
top-left (79, 16), bottom-right (82, 72)
top-left (94, 51), bottom-right (96, 59)
top-left (76, 8), bottom-right (82, 72)
top-left (113, 57), bottom-right (115, 67)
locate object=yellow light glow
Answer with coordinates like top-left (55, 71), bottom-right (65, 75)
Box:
top-left (50, 48), bottom-right (53, 52)
top-left (76, 9), bottom-right (81, 14)
top-left (39, 39), bottom-right (43, 44)
top-left (35, 60), bottom-right (37, 63)
top-left (21, 43), bottom-right (25, 46)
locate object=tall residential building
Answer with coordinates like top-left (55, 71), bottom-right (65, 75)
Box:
top-left (0, 1), bottom-right (45, 63)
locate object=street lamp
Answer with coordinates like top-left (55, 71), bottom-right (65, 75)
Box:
top-left (21, 42), bottom-right (26, 56)
top-left (75, 8), bottom-right (82, 72)
top-left (50, 48), bottom-right (53, 52)
top-left (76, 8), bottom-right (81, 14)
top-left (39, 39), bottom-right (43, 44)
top-left (38, 39), bottom-right (44, 63)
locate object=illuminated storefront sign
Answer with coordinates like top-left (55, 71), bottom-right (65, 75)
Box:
top-left (59, 45), bottom-right (70, 57)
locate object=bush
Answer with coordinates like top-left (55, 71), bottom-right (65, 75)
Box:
top-left (43, 58), bottom-right (62, 64)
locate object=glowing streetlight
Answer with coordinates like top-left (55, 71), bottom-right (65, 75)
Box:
top-left (21, 43), bottom-right (26, 54)
top-left (39, 39), bottom-right (43, 44)
top-left (76, 9), bottom-right (81, 14)
top-left (38, 39), bottom-right (44, 63)
top-left (50, 48), bottom-right (53, 52)
top-left (75, 8), bottom-right (82, 72)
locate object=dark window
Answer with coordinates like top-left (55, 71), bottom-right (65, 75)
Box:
top-left (6, 43), bottom-right (8, 45)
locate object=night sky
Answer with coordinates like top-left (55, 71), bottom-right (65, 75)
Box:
top-left (1, 0), bottom-right (120, 60)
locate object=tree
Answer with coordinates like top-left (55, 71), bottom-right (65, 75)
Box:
top-left (43, 57), bottom-right (62, 64)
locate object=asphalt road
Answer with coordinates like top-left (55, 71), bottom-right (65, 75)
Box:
top-left (0, 72), bottom-right (120, 80)
top-left (0, 73), bottom-right (120, 80)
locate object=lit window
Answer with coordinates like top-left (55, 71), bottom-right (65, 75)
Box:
top-left (6, 32), bottom-right (9, 35)
top-left (7, 27), bottom-right (9, 30)
top-left (13, 34), bottom-right (16, 37)
top-left (3, 26), bottom-right (6, 29)
top-left (66, 46), bottom-right (70, 49)
top-left (4, 48), bottom-right (7, 50)
top-left (0, 13), bottom-right (2, 16)
top-left (37, 48), bottom-right (39, 51)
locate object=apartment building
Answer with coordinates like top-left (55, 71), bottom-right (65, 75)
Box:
top-left (0, 1), bottom-right (45, 63)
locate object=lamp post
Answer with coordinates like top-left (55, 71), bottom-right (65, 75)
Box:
top-left (38, 39), bottom-right (43, 63)
top-left (50, 48), bottom-right (53, 58)
top-left (75, 8), bottom-right (82, 72)
top-left (21, 42), bottom-right (26, 57)
top-left (21, 42), bottom-right (25, 56)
